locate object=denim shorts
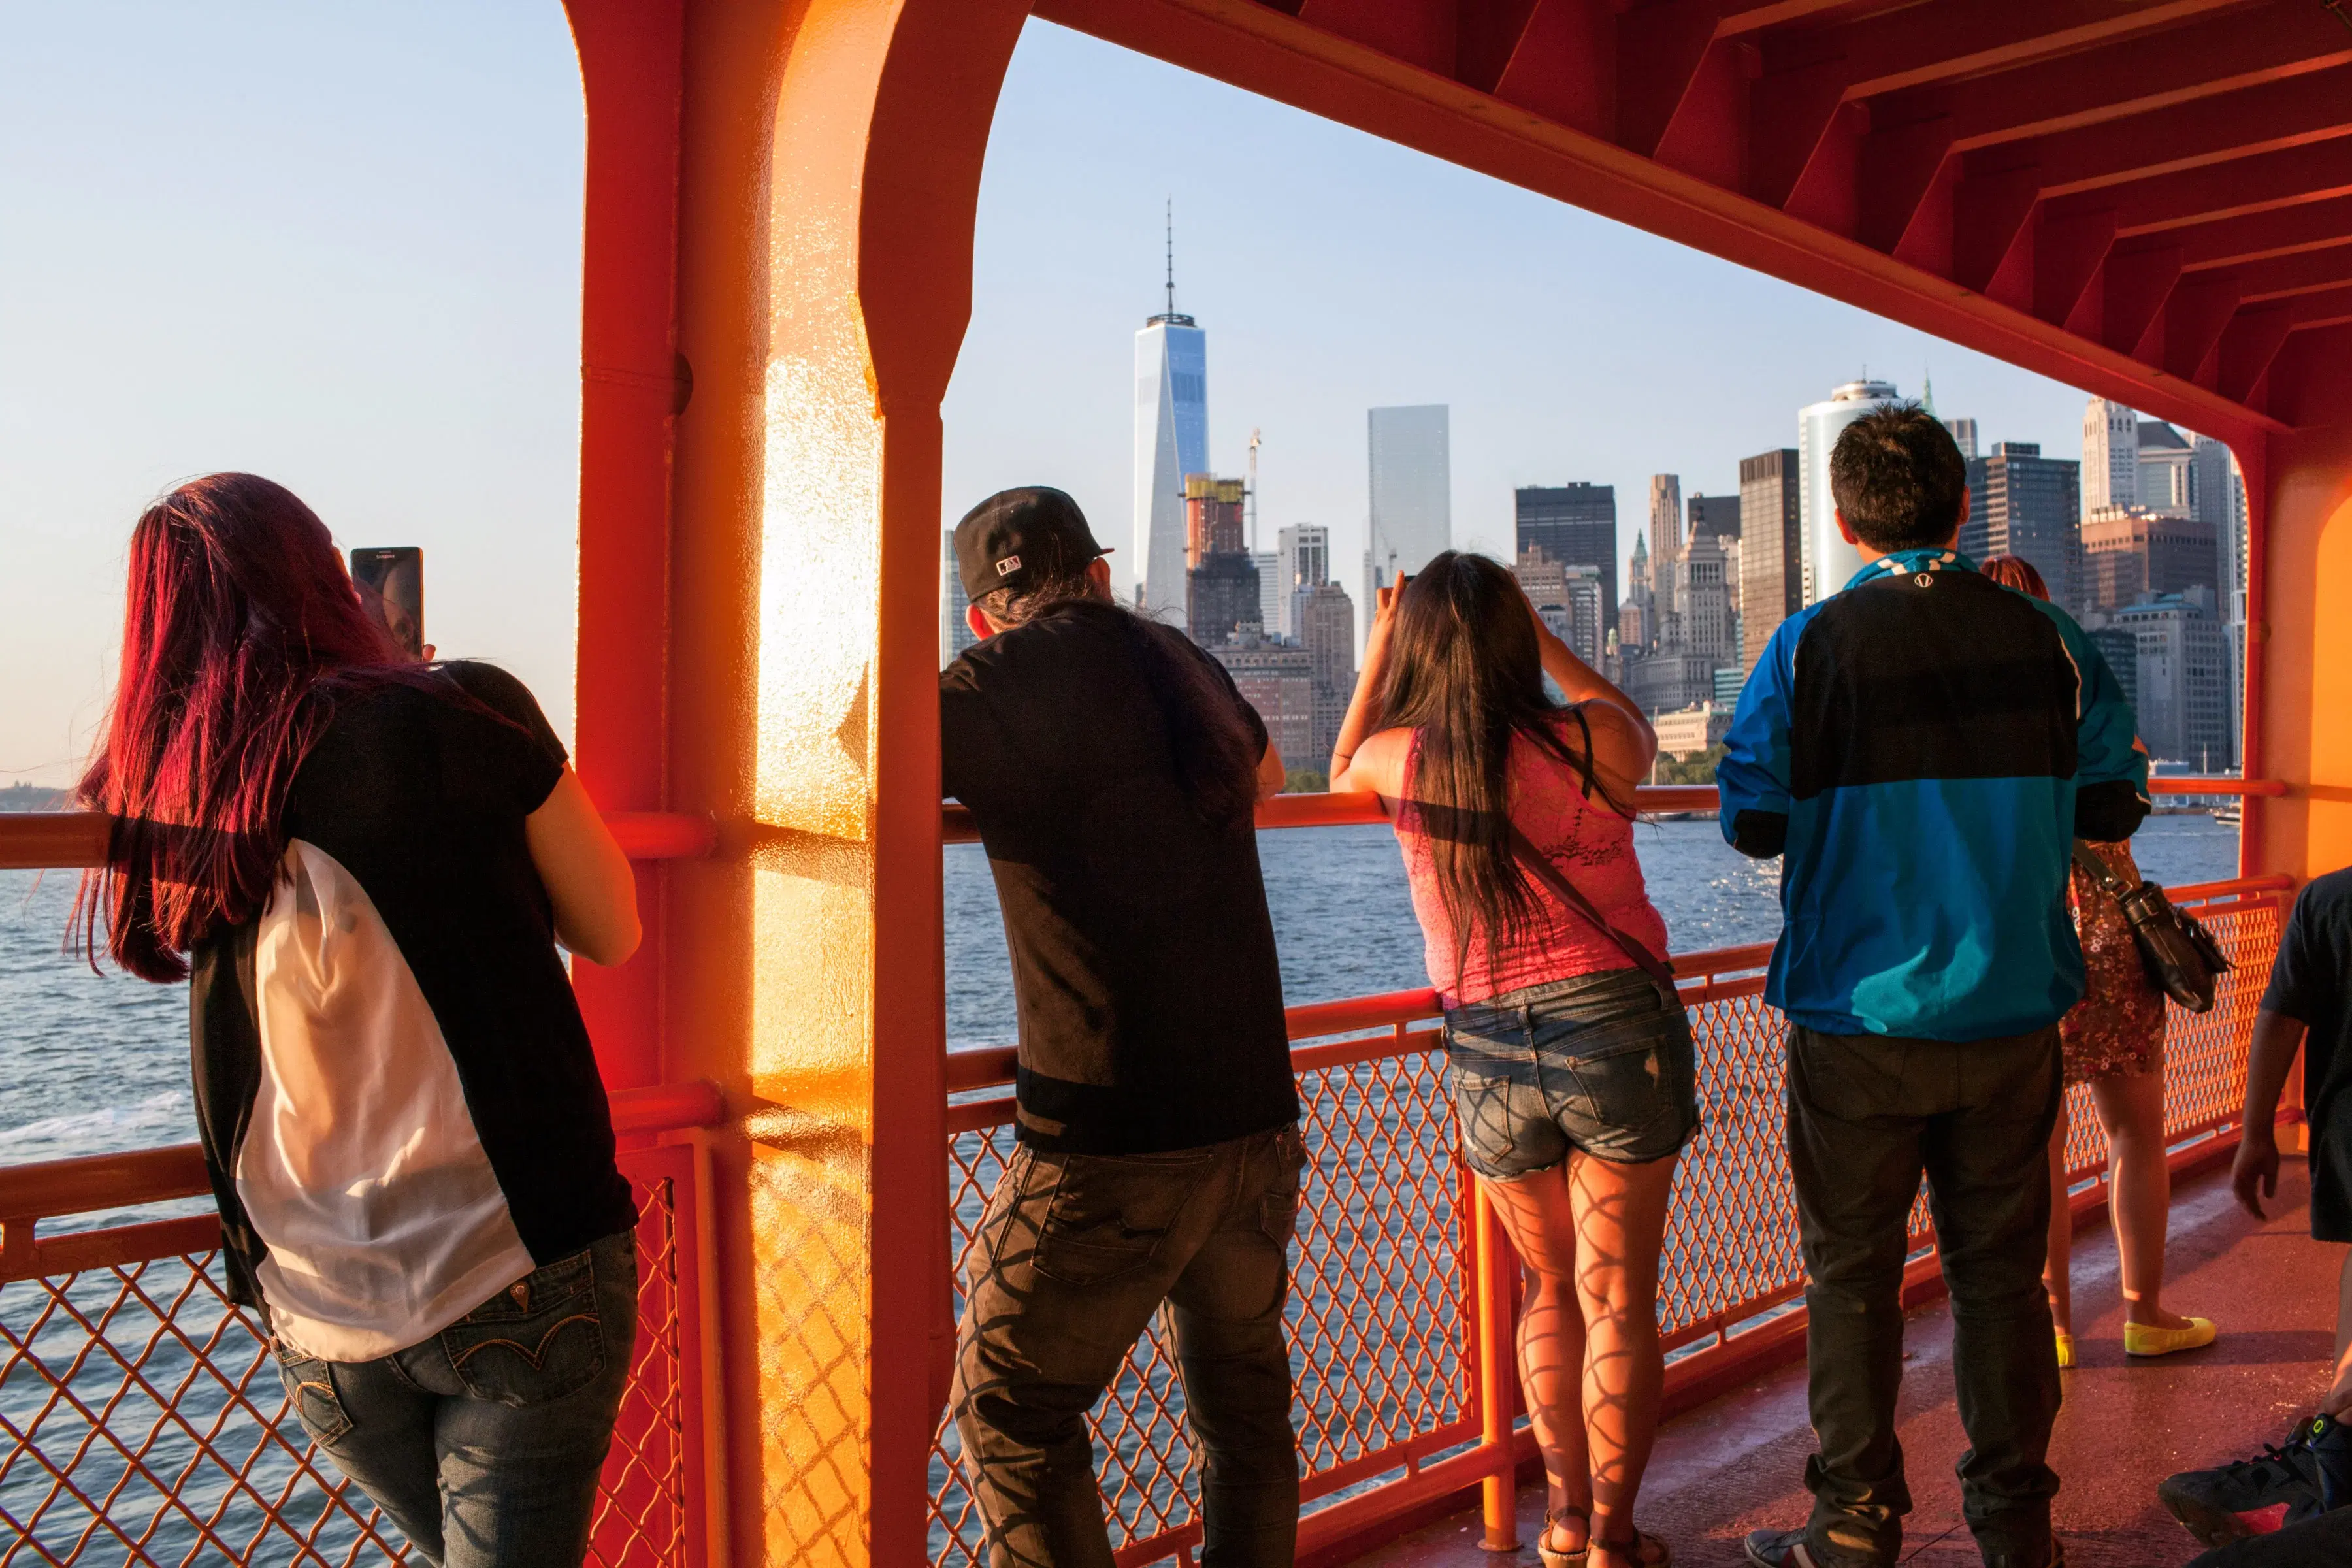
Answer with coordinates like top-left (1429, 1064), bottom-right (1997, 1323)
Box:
top-left (1443, 967), bottom-right (1699, 1179)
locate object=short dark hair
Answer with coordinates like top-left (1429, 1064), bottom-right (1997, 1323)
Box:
top-left (975, 564), bottom-right (1098, 629)
top-left (1829, 404), bottom-right (1967, 553)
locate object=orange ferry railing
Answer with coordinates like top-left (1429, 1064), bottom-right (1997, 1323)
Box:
top-left (0, 1083), bottom-right (723, 1568)
top-left (0, 783), bottom-right (2289, 1567)
top-left (926, 785), bottom-right (2293, 1567)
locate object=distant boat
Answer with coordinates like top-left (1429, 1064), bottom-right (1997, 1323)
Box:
top-left (2213, 802), bottom-right (2242, 826)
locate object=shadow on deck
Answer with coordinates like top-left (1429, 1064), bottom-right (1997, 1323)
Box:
top-left (1357, 1164), bottom-right (2340, 1568)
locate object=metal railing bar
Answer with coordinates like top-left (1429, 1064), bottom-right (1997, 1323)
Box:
top-left (940, 777), bottom-right (2281, 847)
top-left (0, 1080), bottom-right (724, 1224)
top-left (0, 810), bottom-right (717, 872)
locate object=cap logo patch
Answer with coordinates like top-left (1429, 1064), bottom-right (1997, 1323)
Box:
top-left (994, 555), bottom-right (1022, 576)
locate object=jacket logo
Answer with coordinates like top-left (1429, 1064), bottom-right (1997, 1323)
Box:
top-left (1914, 573), bottom-right (1934, 587)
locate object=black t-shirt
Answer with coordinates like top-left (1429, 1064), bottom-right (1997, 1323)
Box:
top-left (188, 662), bottom-right (637, 1311)
top-left (940, 601), bottom-right (1298, 1154)
top-left (2264, 866), bottom-right (2352, 1237)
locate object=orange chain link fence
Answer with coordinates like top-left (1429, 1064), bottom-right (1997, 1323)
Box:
top-left (928, 875), bottom-right (2289, 1568)
top-left (0, 1140), bottom-right (705, 1568)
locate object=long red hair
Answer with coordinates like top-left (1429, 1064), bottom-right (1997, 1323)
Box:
top-left (76, 474), bottom-right (409, 980)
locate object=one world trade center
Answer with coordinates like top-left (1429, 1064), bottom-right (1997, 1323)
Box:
top-left (1134, 219), bottom-right (1208, 623)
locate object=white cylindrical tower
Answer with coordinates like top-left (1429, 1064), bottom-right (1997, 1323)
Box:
top-left (1798, 379), bottom-right (1902, 604)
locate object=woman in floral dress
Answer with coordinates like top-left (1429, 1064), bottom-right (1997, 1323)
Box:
top-left (1980, 554), bottom-right (2217, 1365)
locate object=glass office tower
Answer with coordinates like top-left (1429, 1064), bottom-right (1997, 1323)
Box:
top-left (1134, 310), bottom-right (1209, 622)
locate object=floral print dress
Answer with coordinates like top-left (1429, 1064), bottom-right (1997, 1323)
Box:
top-left (2059, 838), bottom-right (2166, 1085)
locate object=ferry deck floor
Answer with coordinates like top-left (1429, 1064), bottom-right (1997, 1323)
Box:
top-left (1362, 1163), bottom-right (2344, 1568)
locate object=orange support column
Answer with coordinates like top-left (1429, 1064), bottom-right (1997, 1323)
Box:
top-left (564, 0), bottom-right (686, 1096)
top-left (2249, 325), bottom-right (2352, 889)
top-left (660, 1), bottom-right (1029, 1561)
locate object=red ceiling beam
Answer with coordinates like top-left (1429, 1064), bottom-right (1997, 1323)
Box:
top-left (1995, 63), bottom-right (2352, 201)
top-left (2232, 241), bottom-right (2352, 302)
top-left (1488, 0), bottom-right (1616, 136)
top-left (1455, 0), bottom-right (1547, 95)
top-left (1757, 0), bottom-right (2241, 105)
top-left (2163, 274), bottom-right (2242, 385)
top-left (2050, 139), bottom-right (2352, 238)
top-left (1614, 0), bottom-right (1724, 157)
top-left (1294, 0), bottom-right (1457, 74)
top-left (1872, 8), bottom-right (2348, 159)
top-left (2163, 193), bottom-right (2352, 270)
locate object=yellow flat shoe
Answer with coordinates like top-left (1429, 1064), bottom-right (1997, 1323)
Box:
top-left (2123, 1316), bottom-right (2217, 1358)
top-left (2055, 1330), bottom-right (2075, 1369)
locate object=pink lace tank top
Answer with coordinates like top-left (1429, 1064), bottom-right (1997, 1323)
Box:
top-left (1394, 711), bottom-right (1671, 1007)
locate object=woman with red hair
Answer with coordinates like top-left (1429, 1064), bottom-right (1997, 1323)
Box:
top-left (1979, 552), bottom-right (2216, 1368)
top-left (78, 472), bottom-right (644, 1567)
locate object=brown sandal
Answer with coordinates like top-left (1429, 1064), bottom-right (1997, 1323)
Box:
top-left (1589, 1531), bottom-right (1672, 1568)
top-left (1537, 1507), bottom-right (1592, 1568)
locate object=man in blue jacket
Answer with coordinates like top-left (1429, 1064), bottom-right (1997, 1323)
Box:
top-left (1722, 405), bottom-right (2148, 1568)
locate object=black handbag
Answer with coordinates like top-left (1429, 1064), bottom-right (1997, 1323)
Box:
top-left (2069, 842), bottom-right (2232, 1014)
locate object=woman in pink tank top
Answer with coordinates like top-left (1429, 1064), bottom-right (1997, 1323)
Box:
top-left (1330, 551), bottom-right (1693, 1568)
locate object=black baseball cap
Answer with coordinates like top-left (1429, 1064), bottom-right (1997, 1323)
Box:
top-left (953, 487), bottom-right (1112, 603)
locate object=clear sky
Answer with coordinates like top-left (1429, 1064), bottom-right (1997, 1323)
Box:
top-left (4, 7), bottom-right (2113, 787)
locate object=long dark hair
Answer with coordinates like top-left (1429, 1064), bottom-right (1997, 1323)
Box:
top-left (980, 569), bottom-right (1260, 834)
top-left (74, 474), bottom-right (414, 981)
top-left (1375, 551), bottom-right (1616, 966)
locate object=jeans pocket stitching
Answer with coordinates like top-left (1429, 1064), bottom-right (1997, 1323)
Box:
top-left (447, 1311), bottom-right (604, 1375)
top-left (274, 1351), bottom-right (354, 1445)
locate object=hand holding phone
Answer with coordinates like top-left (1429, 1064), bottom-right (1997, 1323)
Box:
top-left (350, 547), bottom-right (425, 661)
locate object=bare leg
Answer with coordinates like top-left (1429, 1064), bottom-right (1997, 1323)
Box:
top-left (2089, 1066), bottom-right (2195, 1330)
top-left (2325, 1249), bottom-right (2352, 1417)
top-left (1569, 1151), bottom-right (1677, 1557)
top-left (1481, 1163), bottom-right (1590, 1556)
top-left (2043, 1094), bottom-right (2074, 1336)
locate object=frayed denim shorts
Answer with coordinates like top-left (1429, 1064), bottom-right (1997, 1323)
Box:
top-left (1443, 966), bottom-right (1699, 1180)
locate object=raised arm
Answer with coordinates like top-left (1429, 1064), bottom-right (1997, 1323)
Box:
top-left (1521, 589), bottom-right (1654, 785)
top-left (525, 769), bottom-right (642, 968)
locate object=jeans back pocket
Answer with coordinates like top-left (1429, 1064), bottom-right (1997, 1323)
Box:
top-left (272, 1341), bottom-right (354, 1445)
top-left (439, 1245), bottom-right (612, 1407)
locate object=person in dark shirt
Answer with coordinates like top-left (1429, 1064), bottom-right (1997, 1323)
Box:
top-left (941, 487), bottom-right (1305, 1567)
top-left (2156, 867), bottom-right (2352, 1549)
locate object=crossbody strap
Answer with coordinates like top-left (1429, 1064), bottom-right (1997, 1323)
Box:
top-left (1504, 821), bottom-right (1679, 1006)
top-left (2068, 840), bottom-right (2130, 894)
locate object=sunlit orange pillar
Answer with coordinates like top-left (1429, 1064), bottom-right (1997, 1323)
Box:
top-left (660, 1), bottom-right (1029, 1561)
top-left (564, 0), bottom-right (685, 1096)
top-left (2249, 326), bottom-right (2352, 892)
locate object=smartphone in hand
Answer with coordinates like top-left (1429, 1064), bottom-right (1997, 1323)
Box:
top-left (350, 547), bottom-right (425, 660)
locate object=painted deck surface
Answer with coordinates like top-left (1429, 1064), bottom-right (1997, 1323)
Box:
top-left (1358, 1164), bottom-right (2341, 1568)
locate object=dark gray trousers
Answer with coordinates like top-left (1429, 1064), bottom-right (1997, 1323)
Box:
top-left (949, 1122), bottom-right (1307, 1568)
top-left (1787, 1024), bottom-right (2065, 1568)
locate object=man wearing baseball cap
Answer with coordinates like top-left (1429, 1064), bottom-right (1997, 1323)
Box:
top-left (941, 487), bottom-right (1303, 1567)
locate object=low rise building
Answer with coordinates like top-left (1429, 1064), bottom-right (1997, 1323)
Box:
top-left (1654, 701), bottom-right (1733, 758)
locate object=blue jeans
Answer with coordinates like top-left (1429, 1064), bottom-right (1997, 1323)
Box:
top-left (271, 1230), bottom-right (638, 1568)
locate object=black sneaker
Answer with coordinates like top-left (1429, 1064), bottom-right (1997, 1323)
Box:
top-left (1742, 1526), bottom-right (2062, 1568)
top-left (2159, 1418), bottom-right (2331, 1546)
top-left (2306, 1411), bottom-right (2352, 1512)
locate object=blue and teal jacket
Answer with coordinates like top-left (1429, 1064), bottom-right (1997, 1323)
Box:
top-left (1717, 549), bottom-right (2149, 1041)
